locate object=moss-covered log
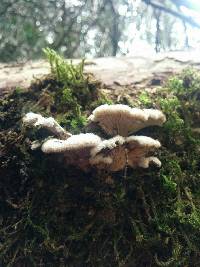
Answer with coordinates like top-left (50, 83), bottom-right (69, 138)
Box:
top-left (1, 50), bottom-right (200, 266)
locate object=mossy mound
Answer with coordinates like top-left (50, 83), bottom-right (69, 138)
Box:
top-left (1, 51), bottom-right (200, 267)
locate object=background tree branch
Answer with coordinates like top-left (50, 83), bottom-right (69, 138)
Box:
top-left (142, 0), bottom-right (200, 28)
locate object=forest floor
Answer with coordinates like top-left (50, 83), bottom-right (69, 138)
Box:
top-left (1, 51), bottom-right (200, 98)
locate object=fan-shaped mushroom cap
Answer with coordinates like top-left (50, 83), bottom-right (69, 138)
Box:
top-left (23, 112), bottom-right (71, 139)
top-left (41, 139), bottom-right (68, 153)
top-left (23, 112), bottom-right (56, 128)
top-left (23, 112), bottom-right (43, 125)
top-left (42, 133), bottom-right (102, 153)
top-left (143, 109), bottom-right (166, 127)
top-left (90, 135), bottom-right (125, 157)
top-left (125, 135), bottom-right (161, 150)
top-left (41, 133), bottom-right (102, 170)
top-left (138, 156), bottom-right (161, 168)
top-left (90, 136), bottom-right (126, 171)
top-left (125, 136), bottom-right (161, 168)
top-left (90, 135), bottom-right (162, 171)
top-left (88, 104), bottom-right (148, 136)
top-left (88, 104), bottom-right (166, 136)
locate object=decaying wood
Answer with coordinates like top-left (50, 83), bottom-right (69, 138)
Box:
top-left (1, 51), bottom-right (200, 97)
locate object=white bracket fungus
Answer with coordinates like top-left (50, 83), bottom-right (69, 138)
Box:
top-left (22, 104), bottom-right (165, 171)
top-left (88, 104), bottom-right (166, 136)
top-left (90, 135), bottom-right (161, 171)
top-left (23, 112), bottom-right (71, 139)
top-left (41, 133), bottom-right (102, 171)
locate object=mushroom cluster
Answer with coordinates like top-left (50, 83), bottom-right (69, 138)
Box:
top-left (22, 104), bottom-right (166, 171)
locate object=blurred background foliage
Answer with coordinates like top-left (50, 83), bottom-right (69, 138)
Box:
top-left (1, 0), bottom-right (200, 62)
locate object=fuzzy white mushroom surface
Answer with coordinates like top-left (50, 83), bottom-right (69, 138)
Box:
top-left (90, 135), bottom-right (125, 158)
top-left (23, 106), bottom-right (164, 171)
top-left (42, 133), bottom-right (102, 153)
top-left (23, 112), bottom-right (71, 139)
top-left (41, 133), bottom-right (102, 170)
top-left (126, 136), bottom-right (161, 169)
top-left (88, 104), bottom-right (166, 136)
top-left (90, 136), bottom-right (127, 171)
top-left (90, 135), bottom-right (162, 171)
top-left (143, 109), bottom-right (166, 126)
top-left (125, 135), bottom-right (161, 149)
top-left (138, 156), bottom-right (161, 168)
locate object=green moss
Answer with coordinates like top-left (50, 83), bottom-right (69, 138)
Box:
top-left (138, 91), bottom-right (152, 107)
top-left (42, 48), bottom-right (110, 133)
top-left (43, 47), bottom-right (85, 88)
